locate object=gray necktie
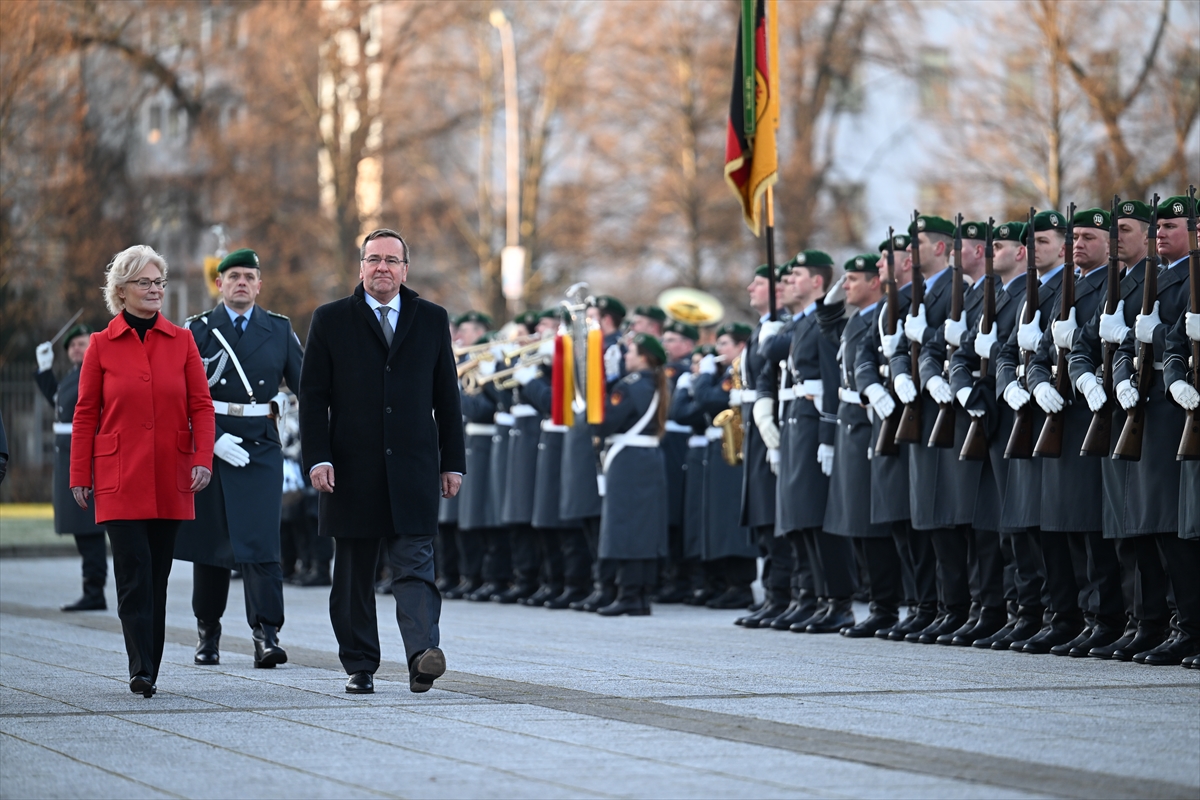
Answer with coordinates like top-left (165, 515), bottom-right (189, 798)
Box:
top-left (379, 307), bottom-right (394, 346)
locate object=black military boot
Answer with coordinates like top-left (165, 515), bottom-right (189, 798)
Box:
top-left (991, 608), bottom-right (1043, 650)
top-left (194, 620), bottom-right (221, 665)
top-left (443, 577), bottom-right (480, 600)
top-left (61, 579), bottom-right (107, 612)
top-left (706, 585), bottom-right (754, 610)
top-left (546, 586), bottom-right (588, 609)
top-left (574, 582), bottom-right (616, 612)
top-left (905, 612), bottom-right (946, 643)
top-left (467, 581), bottom-right (504, 602)
top-left (521, 583), bottom-right (562, 606)
top-left (598, 586), bottom-right (651, 617)
top-left (1022, 615), bottom-right (1086, 654)
top-left (888, 608), bottom-right (936, 641)
top-left (805, 598), bottom-right (855, 633)
top-left (1137, 632), bottom-right (1199, 666)
top-left (843, 605), bottom-right (899, 638)
top-left (773, 595), bottom-right (820, 630)
top-left (952, 607), bottom-right (1007, 646)
top-left (253, 624), bottom-right (288, 668)
top-left (1067, 620), bottom-right (1122, 657)
top-left (925, 609), bottom-right (970, 645)
top-left (494, 582), bottom-right (538, 604)
top-left (1112, 624), bottom-right (1168, 662)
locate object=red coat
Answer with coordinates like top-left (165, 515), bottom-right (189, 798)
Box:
top-left (70, 313), bottom-right (215, 523)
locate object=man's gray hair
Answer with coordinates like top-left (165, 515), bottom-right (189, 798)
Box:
top-left (103, 245), bottom-right (168, 315)
top-left (360, 228), bottom-right (410, 262)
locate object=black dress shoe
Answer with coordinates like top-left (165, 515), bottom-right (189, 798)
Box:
top-left (890, 611), bottom-right (936, 641)
top-left (409, 647), bottom-right (446, 693)
top-left (346, 671), bottom-right (374, 694)
top-left (1138, 633), bottom-right (1200, 666)
top-left (1182, 653), bottom-right (1199, 669)
top-left (253, 624), bottom-right (288, 668)
top-left (652, 585), bottom-right (690, 604)
top-left (545, 587), bottom-right (588, 609)
top-left (435, 576), bottom-right (457, 593)
top-left (443, 578), bottom-right (480, 600)
top-left (1113, 628), bottom-right (1168, 662)
top-left (494, 583), bottom-right (538, 604)
top-left (1022, 619), bottom-right (1086, 654)
top-left (906, 613), bottom-right (946, 643)
top-left (928, 613), bottom-right (970, 645)
top-left (194, 620), bottom-right (221, 665)
top-left (1068, 623), bottom-right (1122, 657)
top-left (843, 612), bottom-right (898, 638)
top-left (952, 611), bottom-right (1007, 646)
top-left (1050, 626), bottom-right (1093, 656)
top-left (577, 586), bottom-right (617, 612)
top-left (61, 594), bottom-right (106, 612)
top-left (685, 587), bottom-right (718, 606)
top-left (467, 582), bottom-right (503, 602)
top-left (974, 620), bottom-right (1016, 649)
top-left (296, 567), bottom-right (332, 587)
top-left (745, 599), bottom-right (766, 614)
top-left (992, 616), bottom-right (1042, 651)
top-left (521, 585), bottom-right (561, 606)
top-left (597, 591), bottom-right (651, 617)
top-left (806, 599), bottom-right (855, 633)
top-left (770, 599), bottom-right (817, 630)
top-left (129, 675), bottom-right (155, 698)
top-left (706, 587), bottom-right (755, 610)
top-left (738, 601), bottom-right (789, 628)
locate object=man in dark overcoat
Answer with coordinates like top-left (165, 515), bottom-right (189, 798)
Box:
top-left (300, 228), bottom-right (465, 695)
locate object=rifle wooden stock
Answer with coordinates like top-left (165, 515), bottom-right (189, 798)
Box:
top-left (1113, 195), bottom-right (1160, 462)
top-left (1034, 204), bottom-right (1076, 458)
top-left (1178, 186), bottom-right (1199, 461)
top-left (1082, 197), bottom-right (1123, 457)
top-left (1005, 208), bottom-right (1039, 460)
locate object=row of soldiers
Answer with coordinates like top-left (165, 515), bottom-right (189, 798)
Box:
top-left (438, 192), bottom-right (1199, 670)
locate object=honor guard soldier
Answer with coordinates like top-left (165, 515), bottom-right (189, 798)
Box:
top-left (657, 319), bottom-right (700, 603)
top-left (175, 248), bottom-right (303, 668)
top-left (35, 325), bottom-right (108, 611)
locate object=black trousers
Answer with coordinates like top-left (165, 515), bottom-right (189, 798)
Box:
top-left (480, 528), bottom-right (512, 584)
top-left (1036, 531), bottom-right (1083, 619)
top-left (1158, 535), bottom-right (1200, 638)
top-left (434, 523), bottom-right (460, 585)
top-left (1007, 529), bottom-right (1046, 617)
top-left (754, 525), bottom-right (795, 601)
top-left (1121, 535), bottom-right (1171, 628)
top-left (193, 561), bottom-right (285, 630)
top-left (556, 527), bottom-right (592, 589)
top-left (331, 535), bottom-right (440, 674)
top-left (509, 524), bottom-right (541, 585)
top-left (895, 523), bottom-right (937, 611)
top-left (74, 532), bottom-right (108, 597)
top-left (853, 537), bottom-right (901, 611)
top-left (968, 529), bottom-right (1006, 610)
top-left (106, 520), bottom-right (179, 681)
top-left (928, 526), bottom-right (971, 614)
top-left (455, 528), bottom-right (484, 583)
top-left (792, 529), bottom-right (855, 600)
top-left (581, 516), bottom-right (616, 584)
top-left (1080, 532), bottom-right (1124, 627)
top-left (615, 558), bottom-right (657, 589)
top-left (710, 556), bottom-right (757, 590)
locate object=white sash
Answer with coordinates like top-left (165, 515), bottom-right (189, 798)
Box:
top-left (211, 328), bottom-right (256, 403)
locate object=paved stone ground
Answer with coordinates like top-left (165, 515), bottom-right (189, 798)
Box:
top-left (1, 556), bottom-right (1197, 799)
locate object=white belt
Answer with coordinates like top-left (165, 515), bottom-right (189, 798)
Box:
top-left (52, 422), bottom-right (73, 435)
top-left (604, 434), bottom-right (659, 448)
top-left (729, 389), bottom-right (753, 405)
top-left (688, 435), bottom-right (708, 448)
top-left (466, 423), bottom-right (497, 436)
top-left (778, 387), bottom-right (796, 401)
top-left (540, 420), bottom-right (568, 433)
top-left (705, 426), bottom-right (724, 442)
top-left (494, 412), bottom-right (516, 427)
top-left (838, 388), bottom-right (862, 405)
top-left (665, 420), bottom-right (692, 434)
top-left (213, 400), bottom-right (272, 417)
top-left (511, 404), bottom-right (538, 418)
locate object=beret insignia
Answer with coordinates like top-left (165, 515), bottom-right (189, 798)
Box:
top-left (966, 224), bottom-right (978, 237)
top-left (1174, 202), bottom-right (1184, 214)
top-left (796, 253), bottom-right (807, 265)
top-left (999, 225), bottom-right (1009, 237)
top-left (917, 218), bottom-right (927, 231)
top-left (1123, 203), bottom-right (1134, 214)
top-left (1094, 213), bottom-right (1103, 226)
top-left (855, 257), bottom-right (865, 268)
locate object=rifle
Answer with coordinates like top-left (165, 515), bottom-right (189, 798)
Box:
top-left (895, 210), bottom-right (925, 444)
top-left (929, 215), bottom-right (963, 448)
top-left (1113, 193), bottom-right (1161, 461)
top-left (960, 218), bottom-right (995, 462)
top-left (1178, 184), bottom-right (1199, 461)
top-left (1080, 195), bottom-right (1122, 457)
top-left (875, 227), bottom-right (902, 456)
top-left (1034, 202), bottom-right (1076, 458)
top-left (1004, 207), bottom-right (1039, 459)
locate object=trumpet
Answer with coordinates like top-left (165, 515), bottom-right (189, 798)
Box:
top-left (463, 353), bottom-right (552, 393)
top-left (502, 334), bottom-right (553, 365)
top-left (457, 352), bottom-right (497, 378)
top-left (453, 333), bottom-right (538, 358)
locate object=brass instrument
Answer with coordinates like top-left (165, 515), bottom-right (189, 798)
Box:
top-left (453, 334), bottom-right (536, 358)
top-left (502, 334), bottom-right (552, 365)
top-left (658, 287), bottom-right (725, 327)
top-left (466, 353), bottom-right (554, 393)
top-left (457, 352), bottom-right (496, 378)
top-left (712, 355), bottom-right (745, 466)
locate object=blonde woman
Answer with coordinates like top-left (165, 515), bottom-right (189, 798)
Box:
top-left (70, 245), bottom-right (215, 698)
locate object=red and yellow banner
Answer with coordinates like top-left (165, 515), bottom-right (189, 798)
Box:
top-left (724, 0), bottom-right (778, 236)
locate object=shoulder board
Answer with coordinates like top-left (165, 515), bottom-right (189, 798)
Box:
top-left (185, 310), bottom-right (211, 325)
top-left (266, 310), bottom-right (290, 321)
top-left (620, 372), bottom-right (641, 386)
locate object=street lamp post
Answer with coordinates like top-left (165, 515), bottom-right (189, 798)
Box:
top-left (490, 9), bottom-right (524, 314)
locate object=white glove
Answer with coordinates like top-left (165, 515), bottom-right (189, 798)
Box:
top-left (1135, 301), bottom-right (1160, 344)
top-left (904, 305), bottom-right (928, 344)
top-left (270, 391), bottom-right (290, 418)
top-left (1052, 308), bottom-right (1078, 350)
top-left (800, 379), bottom-right (824, 401)
top-left (1033, 382), bottom-right (1064, 414)
top-left (817, 443), bottom-right (834, 476)
top-left (893, 373), bottom-right (917, 404)
top-left (604, 344), bottom-right (621, 381)
top-left (1188, 311), bottom-right (1200, 342)
top-left (863, 383), bottom-right (895, 419)
top-left (36, 341), bottom-right (54, 372)
top-left (752, 397), bottom-right (781, 449)
top-left (925, 375), bottom-right (953, 405)
top-left (1003, 382), bottom-right (1031, 411)
top-left (698, 354), bottom-right (718, 375)
top-left (1115, 379), bottom-right (1138, 410)
top-left (824, 274), bottom-right (847, 306)
top-left (974, 324), bottom-right (998, 360)
top-left (883, 330), bottom-right (905, 359)
top-left (213, 433), bottom-right (250, 467)
top-left (538, 337), bottom-right (556, 357)
top-left (759, 320), bottom-right (785, 345)
top-left (1170, 380), bottom-right (1200, 410)
top-left (1075, 373), bottom-right (1107, 413)
top-left (944, 317), bottom-right (967, 348)
top-left (1017, 310), bottom-right (1043, 352)
top-left (675, 372), bottom-right (693, 393)
top-left (956, 387), bottom-right (973, 408)
top-left (478, 357), bottom-right (496, 377)
top-left (767, 447), bottom-right (781, 475)
top-left (514, 365), bottom-right (538, 386)
top-left (1100, 300), bottom-right (1129, 345)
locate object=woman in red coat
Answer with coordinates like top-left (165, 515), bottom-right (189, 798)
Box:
top-left (71, 245), bottom-right (215, 698)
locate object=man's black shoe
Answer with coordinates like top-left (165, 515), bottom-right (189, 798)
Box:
top-left (842, 612), bottom-right (898, 638)
top-left (1068, 622), bottom-right (1121, 657)
top-left (737, 601), bottom-right (788, 628)
top-left (409, 647), bottom-right (446, 693)
top-left (129, 674), bottom-right (155, 698)
top-left (194, 620), bottom-right (221, 665)
top-left (253, 624), bottom-right (288, 668)
top-left (520, 584), bottom-right (560, 607)
top-left (953, 611), bottom-right (1008, 646)
top-left (890, 611), bottom-right (935, 641)
top-left (346, 671), bottom-right (374, 694)
top-left (652, 585), bottom-right (690, 604)
top-left (1138, 634), bottom-right (1199, 666)
top-left (1113, 628), bottom-right (1168, 662)
top-left (546, 587), bottom-right (588, 609)
top-left (443, 578), bottom-right (480, 600)
top-left (467, 582), bottom-right (503, 602)
top-left (993, 616), bottom-right (1041, 651)
top-left (1022, 618), bottom-right (1086, 654)
top-left (805, 599), bottom-right (854, 633)
top-left (493, 583), bottom-right (537, 604)
top-left (61, 595), bottom-right (106, 612)
top-left (906, 612), bottom-right (946, 644)
top-left (597, 592), bottom-right (651, 617)
top-left (575, 586), bottom-right (616, 613)
top-left (773, 599), bottom-right (820, 631)
top-left (706, 586), bottom-right (754, 610)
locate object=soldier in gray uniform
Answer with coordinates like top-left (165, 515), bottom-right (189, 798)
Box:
top-left (594, 333), bottom-right (670, 616)
top-left (1026, 208), bottom-right (1125, 657)
top-left (35, 325), bottom-right (108, 611)
top-left (175, 248), bottom-right (303, 668)
top-left (825, 255), bottom-right (901, 637)
top-left (657, 319), bottom-right (700, 603)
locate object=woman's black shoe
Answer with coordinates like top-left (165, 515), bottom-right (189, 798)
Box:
top-left (129, 675), bottom-right (155, 698)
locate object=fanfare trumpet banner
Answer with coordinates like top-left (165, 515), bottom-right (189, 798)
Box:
top-left (552, 333), bottom-right (575, 427)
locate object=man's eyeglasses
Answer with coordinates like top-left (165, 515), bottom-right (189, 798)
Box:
top-left (362, 256), bottom-right (407, 267)
top-left (126, 278), bottom-right (168, 290)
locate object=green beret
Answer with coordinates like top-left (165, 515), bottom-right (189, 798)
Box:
top-left (62, 324), bottom-right (92, 350)
top-left (791, 249), bottom-right (834, 268)
top-left (633, 305), bottom-right (667, 322)
top-left (717, 322), bottom-right (753, 341)
top-left (1031, 209), bottom-right (1068, 233)
top-left (777, 259), bottom-right (796, 278)
top-left (878, 233), bottom-right (911, 253)
top-left (843, 254), bottom-right (880, 274)
top-left (593, 295), bottom-right (626, 319)
top-left (1157, 195), bottom-right (1197, 220)
top-left (993, 222), bottom-right (1025, 243)
top-left (1073, 208), bottom-right (1111, 231)
top-left (1116, 199), bottom-right (1152, 223)
top-left (695, 343), bottom-right (719, 357)
top-left (631, 332), bottom-right (667, 365)
top-left (908, 215), bottom-right (955, 237)
top-left (513, 311), bottom-right (540, 330)
top-left (538, 307), bottom-right (569, 322)
top-left (663, 319), bottom-right (699, 341)
top-left (754, 264), bottom-right (773, 279)
top-left (217, 248), bottom-right (260, 273)
top-left (453, 310), bottom-right (493, 328)
top-left (961, 221), bottom-right (990, 241)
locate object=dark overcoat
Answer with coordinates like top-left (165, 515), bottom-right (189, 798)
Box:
top-left (1164, 303), bottom-right (1200, 540)
top-left (741, 319), bottom-right (781, 529)
top-left (299, 284), bottom-right (465, 539)
top-left (35, 366), bottom-right (104, 534)
top-left (501, 397), bottom-right (541, 526)
top-left (668, 373), bottom-right (708, 559)
top-left (661, 358), bottom-right (693, 527)
top-left (692, 368), bottom-right (757, 559)
top-left (455, 386), bottom-right (495, 531)
top-left (559, 418), bottom-right (602, 521)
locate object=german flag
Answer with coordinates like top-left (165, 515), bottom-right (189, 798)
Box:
top-left (724, 0), bottom-right (778, 236)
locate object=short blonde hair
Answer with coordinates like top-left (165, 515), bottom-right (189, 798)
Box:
top-left (103, 245), bottom-right (169, 315)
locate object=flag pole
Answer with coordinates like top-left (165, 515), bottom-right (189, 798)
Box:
top-left (766, 186), bottom-right (777, 320)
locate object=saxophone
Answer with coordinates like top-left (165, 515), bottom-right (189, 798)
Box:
top-left (713, 355), bottom-right (745, 466)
